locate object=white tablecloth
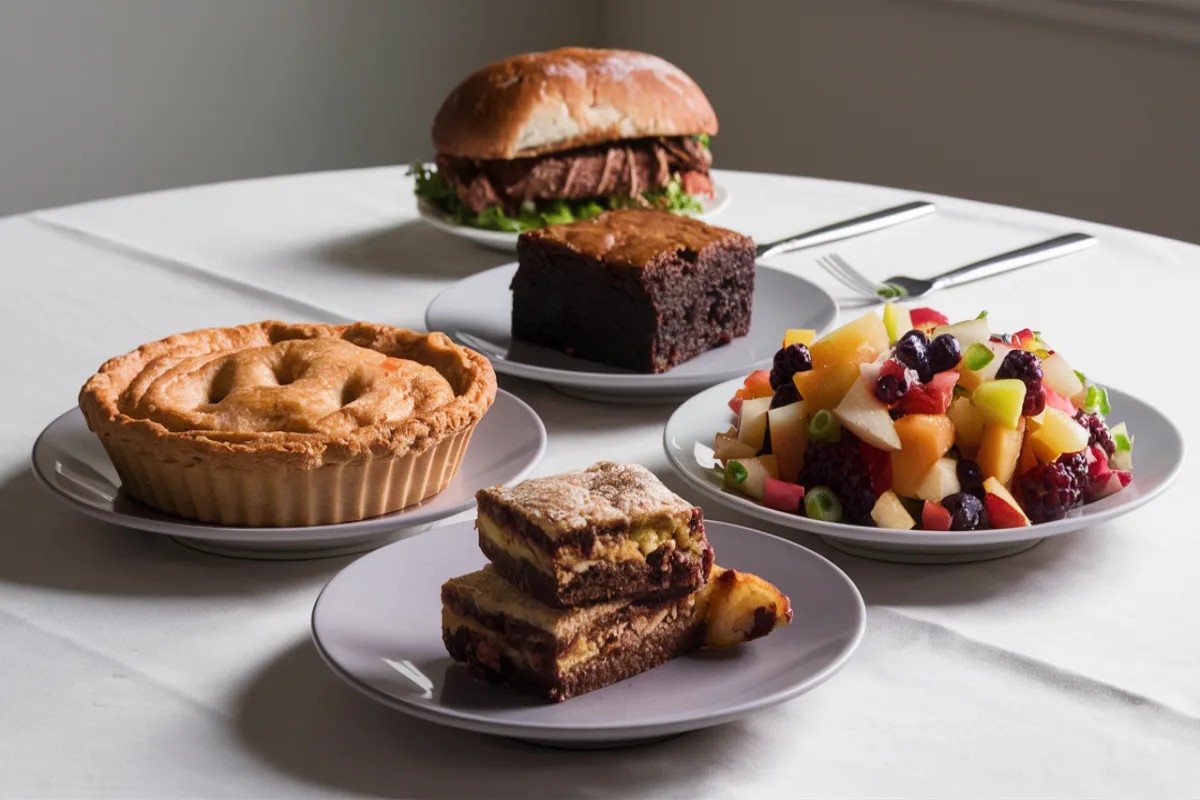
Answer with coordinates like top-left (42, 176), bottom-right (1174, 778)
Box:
top-left (2, 168), bottom-right (1197, 798)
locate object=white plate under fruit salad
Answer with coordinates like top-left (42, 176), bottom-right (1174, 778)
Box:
top-left (664, 305), bottom-right (1183, 563)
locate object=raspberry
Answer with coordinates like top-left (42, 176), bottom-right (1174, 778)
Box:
top-left (996, 350), bottom-right (1045, 416)
top-left (941, 492), bottom-right (988, 530)
top-left (770, 343), bottom-right (812, 388)
top-left (1012, 453), bottom-right (1087, 523)
top-left (799, 434), bottom-right (876, 524)
top-left (1075, 410), bottom-right (1116, 457)
top-left (927, 334), bottom-right (961, 374)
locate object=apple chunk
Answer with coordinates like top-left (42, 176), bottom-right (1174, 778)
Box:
top-left (833, 374), bottom-right (901, 451)
top-left (737, 397), bottom-right (772, 450)
top-left (913, 457), bottom-right (962, 502)
top-left (767, 401), bottom-right (808, 482)
top-left (870, 490), bottom-right (915, 530)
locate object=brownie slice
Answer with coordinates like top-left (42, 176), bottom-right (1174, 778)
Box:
top-left (475, 462), bottom-right (714, 608)
top-left (512, 210), bottom-right (755, 373)
top-left (442, 566), bottom-right (706, 702)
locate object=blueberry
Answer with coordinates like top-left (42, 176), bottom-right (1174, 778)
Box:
top-left (770, 382), bottom-right (801, 409)
top-left (893, 330), bottom-right (930, 380)
top-left (941, 492), bottom-right (987, 531)
top-left (956, 459), bottom-right (984, 497)
top-left (927, 334), bottom-right (961, 374)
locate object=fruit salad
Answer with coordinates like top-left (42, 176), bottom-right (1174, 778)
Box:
top-left (714, 307), bottom-right (1134, 530)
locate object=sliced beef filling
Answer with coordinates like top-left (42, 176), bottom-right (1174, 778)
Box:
top-left (436, 137), bottom-right (713, 214)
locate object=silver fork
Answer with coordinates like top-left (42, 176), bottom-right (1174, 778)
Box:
top-left (818, 233), bottom-right (1097, 300)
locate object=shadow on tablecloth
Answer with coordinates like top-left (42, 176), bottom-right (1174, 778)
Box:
top-left (309, 221), bottom-right (509, 280)
top-left (0, 468), bottom-right (343, 596)
top-left (235, 638), bottom-right (774, 799)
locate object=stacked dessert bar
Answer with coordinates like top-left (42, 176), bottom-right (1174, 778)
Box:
top-left (442, 461), bottom-right (791, 702)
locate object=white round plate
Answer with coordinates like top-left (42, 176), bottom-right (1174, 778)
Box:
top-left (30, 390), bottom-right (547, 560)
top-left (417, 185), bottom-right (732, 254)
top-left (425, 265), bottom-right (837, 404)
top-left (311, 519), bottom-right (864, 747)
top-left (664, 378), bottom-right (1185, 564)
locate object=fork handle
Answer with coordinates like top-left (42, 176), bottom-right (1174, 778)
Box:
top-left (756, 200), bottom-right (936, 260)
top-left (931, 233), bottom-right (1097, 290)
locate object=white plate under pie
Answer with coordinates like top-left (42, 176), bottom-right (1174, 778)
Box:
top-left (310, 519), bottom-right (864, 748)
top-left (30, 390), bottom-right (547, 560)
top-left (425, 264), bottom-right (838, 404)
top-left (416, 184), bottom-right (732, 254)
top-left (663, 377), bottom-right (1185, 564)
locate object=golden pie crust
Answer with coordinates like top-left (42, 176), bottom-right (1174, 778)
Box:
top-left (79, 321), bottom-right (497, 526)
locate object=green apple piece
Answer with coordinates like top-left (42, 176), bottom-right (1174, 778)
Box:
top-left (914, 457), bottom-right (963, 503)
top-left (833, 374), bottom-right (901, 451)
top-left (871, 490), bottom-right (916, 530)
top-left (971, 379), bottom-right (1027, 429)
top-left (1109, 422), bottom-right (1134, 471)
top-left (767, 400), bottom-right (808, 482)
top-left (933, 317), bottom-right (992, 350)
top-left (722, 455), bottom-right (780, 501)
top-left (883, 303), bottom-right (913, 345)
top-left (714, 431), bottom-right (758, 462)
top-left (1041, 352), bottom-right (1085, 398)
top-left (737, 397), bottom-right (771, 449)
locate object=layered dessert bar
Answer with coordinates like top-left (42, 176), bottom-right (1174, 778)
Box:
top-left (475, 462), bottom-right (714, 608)
top-left (442, 566), bottom-right (706, 702)
top-left (512, 210), bottom-right (755, 373)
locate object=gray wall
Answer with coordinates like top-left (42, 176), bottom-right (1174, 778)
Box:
top-left (604, 0), bottom-right (1200, 242)
top-left (3, 0), bottom-right (1199, 243)
top-left (0, 0), bottom-right (601, 216)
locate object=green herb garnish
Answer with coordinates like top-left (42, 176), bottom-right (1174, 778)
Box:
top-left (976, 310), bottom-right (989, 319)
top-left (693, 133), bottom-right (711, 148)
top-left (727, 461), bottom-right (749, 484)
top-left (1074, 369), bottom-right (1087, 385)
top-left (876, 284), bottom-right (907, 300)
top-left (804, 486), bottom-right (844, 523)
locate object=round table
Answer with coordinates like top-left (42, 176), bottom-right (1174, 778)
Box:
top-left (2, 168), bottom-right (1196, 797)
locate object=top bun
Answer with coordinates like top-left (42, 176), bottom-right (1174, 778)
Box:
top-left (432, 47), bottom-right (718, 161)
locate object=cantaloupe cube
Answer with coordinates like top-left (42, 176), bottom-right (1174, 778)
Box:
top-left (977, 418), bottom-right (1026, 487)
top-left (891, 414), bottom-right (956, 497)
top-left (792, 313), bottom-right (889, 412)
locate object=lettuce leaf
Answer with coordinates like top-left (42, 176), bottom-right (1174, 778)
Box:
top-left (408, 163), bottom-right (704, 233)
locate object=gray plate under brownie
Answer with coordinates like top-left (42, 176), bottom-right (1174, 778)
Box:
top-left (424, 263), bottom-right (838, 404)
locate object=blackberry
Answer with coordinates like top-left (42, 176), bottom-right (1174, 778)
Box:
top-left (927, 334), bottom-right (962, 374)
top-left (798, 434), bottom-right (876, 525)
top-left (770, 382), bottom-right (801, 409)
top-left (893, 330), bottom-right (930, 380)
top-left (942, 492), bottom-right (988, 531)
top-left (995, 350), bottom-right (1045, 416)
top-left (1075, 410), bottom-right (1116, 457)
top-left (874, 373), bottom-right (909, 405)
top-left (956, 459), bottom-right (984, 497)
top-left (1012, 454), bottom-right (1086, 523)
top-left (770, 343), bottom-right (812, 389)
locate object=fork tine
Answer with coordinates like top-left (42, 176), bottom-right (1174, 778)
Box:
top-left (816, 255), bottom-right (869, 298)
top-left (820, 254), bottom-right (879, 299)
top-left (828, 253), bottom-right (883, 297)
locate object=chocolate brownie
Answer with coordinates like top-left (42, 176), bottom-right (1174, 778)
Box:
top-left (512, 210), bottom-right (755, 373)
top-left (441, 566), bottom-right (706, 702)
top-left (475, 462), bottom-right (713, 608)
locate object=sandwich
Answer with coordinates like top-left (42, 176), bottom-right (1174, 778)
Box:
top-left (410, 47), bottom-right (718, 233)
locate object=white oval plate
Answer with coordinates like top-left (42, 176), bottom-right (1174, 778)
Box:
top-left (311, 518), bottom-right (864, 747)
top-left (664, 378), bottom-right (1185, 563)
top-left (425, 265), bottom-right (837, 404)
top-left (416, 184), bottom-right (732, 254)
top-left (31, 390), bottom-right (547, 559)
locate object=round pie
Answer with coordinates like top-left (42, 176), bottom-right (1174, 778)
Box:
top-left (79, 321), bottom-right (497, 527)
